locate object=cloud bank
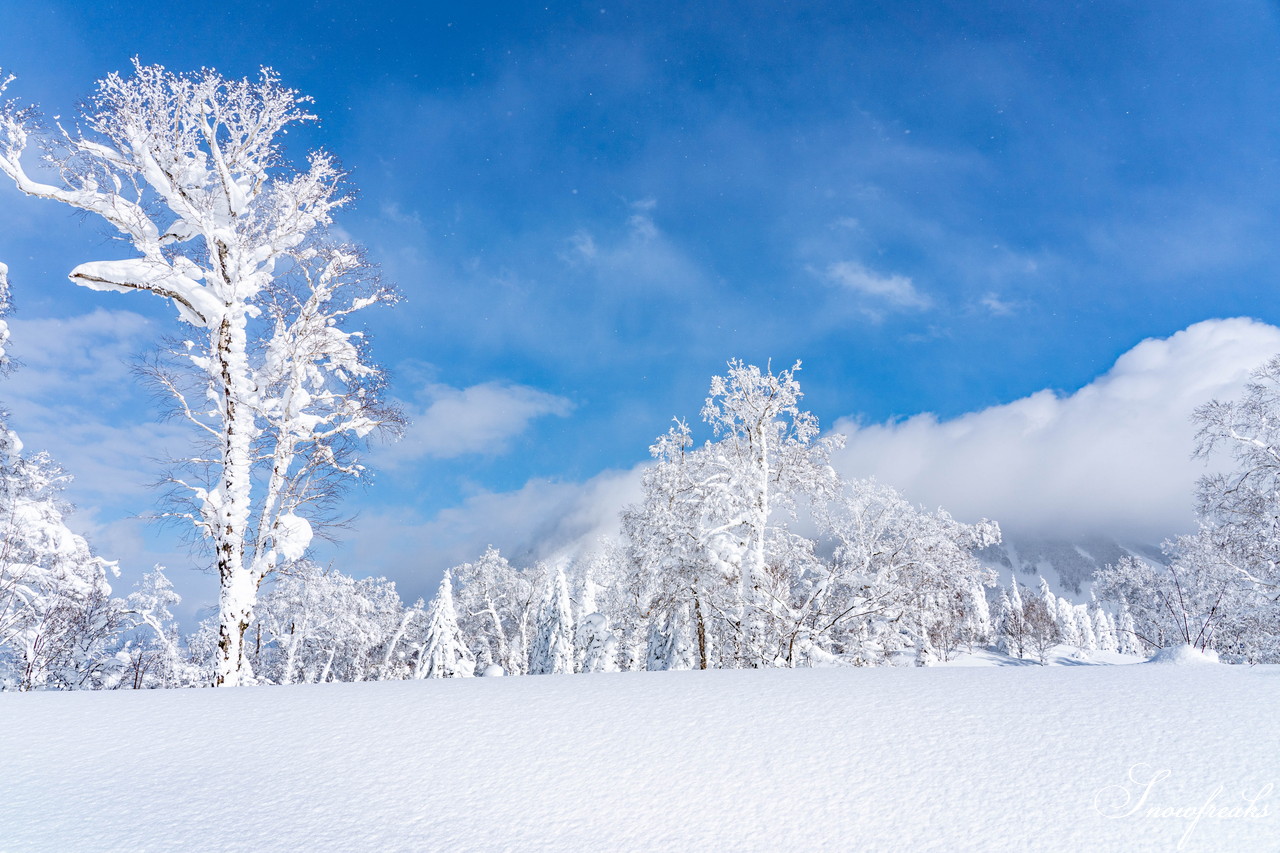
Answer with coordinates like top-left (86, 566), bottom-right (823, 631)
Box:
top-left (830, 317), bottom-right (1280, 541)
top-left (363, 318), bottom-right (1280, 598)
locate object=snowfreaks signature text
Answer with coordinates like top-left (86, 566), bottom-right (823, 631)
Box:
top-left (1092, 763), bottom-right (1273, 849)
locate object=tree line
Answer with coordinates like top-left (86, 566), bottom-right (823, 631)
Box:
top-left (0, 62), bottom-right (1277, 689)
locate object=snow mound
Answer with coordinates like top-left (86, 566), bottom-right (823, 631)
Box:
top-left (1146, 644), bottom-right (1221, 665)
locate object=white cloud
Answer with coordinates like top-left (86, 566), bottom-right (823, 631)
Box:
top-left (388, 381), bottom-right (574, 462)
top-left (979, 292), bottom-right (1016, 316)
top-left (824, 261), bottom-right (932, 312)
top-left (339, 318), bottom-right (1280, 598)
top-left (332, 467), bottom-right (644, 602)
top-left (829, 317), bottom-right (1280, 541)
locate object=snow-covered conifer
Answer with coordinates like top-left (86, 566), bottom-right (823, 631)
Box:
top-left (1074, 604), bottom-right (1097, 651)
top-left (415, 571), bottom-right (475, 679)
top-left (1093, 605), bottom-right (1117, 654)
top-left (576, 572), bottom-right (618, 673)
top-left (645, 605), bottom-right (697, 671)
top-left (1056, 598), bottom-right (1082, 648)
top-left (994, 588), bottom-right (1014, 654)
top-left (1039, 577), bottom-right (1057, 618)
top-left (1112, 597), bottom-right (1143, 656)
top-left (530, 566), bottom-right (575, 675)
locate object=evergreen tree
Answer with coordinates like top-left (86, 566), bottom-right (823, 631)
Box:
top-left (1116, 598), bottom-right (1144, 656)
top-left (1093, 604), bottom-right (1118, 654)
top-left (576, 573), bottom-right (618, 673)
top-left (529, 566), bottom-right (575, 675)
top-left (1056, 598), bottom-right (1082, 647)
top-left (416, 571), bottom-right (475, 679)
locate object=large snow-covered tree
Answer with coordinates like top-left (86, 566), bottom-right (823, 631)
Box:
top-left (698, 360), bottom-right (844, 665)
top-left (617, 360), bottom-right (999, 669)
top-left (623, 361), bottom-right (845, 668)
top-left (0, 64), bottom-right (399, 685)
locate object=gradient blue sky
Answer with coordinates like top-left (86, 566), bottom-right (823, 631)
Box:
top-left (2, 2), bottom-right (1279, 610)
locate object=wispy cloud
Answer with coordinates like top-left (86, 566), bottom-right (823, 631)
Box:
top-left (823, 261), bottom-right (932, 313)
top-left (332, 466), bottom-right (644, 602)
top-left (561, 198), bottom-right (695, 292)
top-left (979, 292), bottom-right (1016, 316)
top-left (388, 381), bottom-right (574, 463)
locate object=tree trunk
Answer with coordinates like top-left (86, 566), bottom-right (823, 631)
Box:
top-left (213, 306), bottom-right (259, 687)
top-left (693, 588), bottom-right (708, 670)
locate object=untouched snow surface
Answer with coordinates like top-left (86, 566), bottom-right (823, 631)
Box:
top-left (2, 666), bottom-right (1278, 852)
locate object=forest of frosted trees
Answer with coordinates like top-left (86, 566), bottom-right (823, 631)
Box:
top-left (3, 345), bottom-right (1279, 689)
top-left (0, 63), bottom-right (1278, 690)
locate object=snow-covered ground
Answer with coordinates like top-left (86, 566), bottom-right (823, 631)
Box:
top-left (2, 662), bottom-right (1277, 852)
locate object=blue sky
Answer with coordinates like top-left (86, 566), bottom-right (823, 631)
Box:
top-left (2, 2), bottom-right (1280, 610)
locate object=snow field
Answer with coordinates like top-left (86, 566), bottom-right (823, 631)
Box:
top-left (2, 664), bottom-right (1277, 852)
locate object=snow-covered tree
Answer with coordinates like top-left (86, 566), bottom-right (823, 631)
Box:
top-left (618, 361), bottom-right (1000, 670)
top-left (621, 421), bottom-right (723, 669)
top-left (1023, 597), bottom-right (1060, 664)
top-left (1092, 603), bottom-right (1117, 654)
top-left (998, 578), bottom-right (1029, 655)
top-left (1000, 579), bottom-right (1028, 659)
top-left (1074, 604), bottom-right (1097, 651)
top-left (415, 571), bottom-right (475, 679)
top-left (0, 435), bottom-right (123, 691)
top-left (1114, 598), bottom-right (1143, 656)
top-left (1095, 539), bottom-right (1274, 660)
top-left (575, 540), bottom-right (648, 672)
top-left (252, 563), bottom-right (406, 684)
top-left (575, 567), bottom-right (618, 673)
top-left (1056, 598), bottom-right (1082, 648)
top-left (645, 604), bottom-right (697, 671)
top-left (119, 566), bottom-right (197, 688)
top-left (622, 361), bottom-right (847, 668)
top-left (530, 566), bottom-right (575, 675)
top-left (0, 65), bottom-right (400, 685)
top-left (453, 547), bottom-right (541, 676)
top-left (809, 479), bottom-right (998, 665)
top-left (1192, 355), bottom-right (1280, 604)
top-left (698, 360), bottom-right (845, 665)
